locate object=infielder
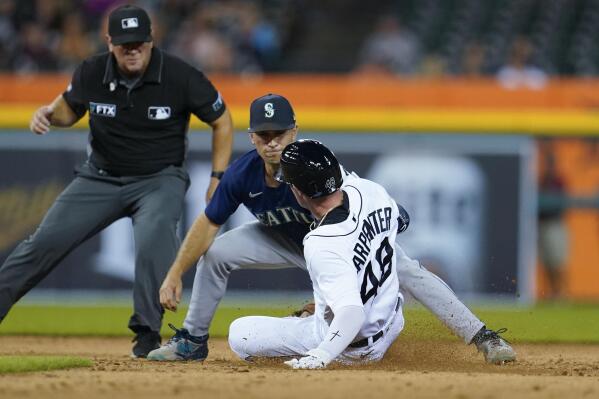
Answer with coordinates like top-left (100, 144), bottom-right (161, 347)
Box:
top-left (149, 94), bottom-right (515, 365)
top-left (229, 139), bottom-right (403, 368)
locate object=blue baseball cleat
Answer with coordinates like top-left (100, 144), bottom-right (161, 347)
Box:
top-left (147, 323), bottom-right (208, 361)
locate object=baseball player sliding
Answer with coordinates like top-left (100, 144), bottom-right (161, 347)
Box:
top-left (229, 140), bottom-right (404, 368)
top-left (149, 94), bottom-right (515, 365)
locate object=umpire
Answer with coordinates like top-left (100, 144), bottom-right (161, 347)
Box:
top-left (0, 5), bottom-right (233, 358)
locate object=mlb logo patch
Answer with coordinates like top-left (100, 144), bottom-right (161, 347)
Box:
top-left (90, 102), bottom-right (116, 117)
top-left (148, 106), bottom-right (171, 120)
top-left (212, 92), bottom-right (223, 112)
top-left (121, 18), bottom-right (139, 29)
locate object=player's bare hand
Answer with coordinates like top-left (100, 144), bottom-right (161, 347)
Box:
top-left (30, 106), bottom-right (53, 135)
top-left (160, 274), bottom-right (182, 312)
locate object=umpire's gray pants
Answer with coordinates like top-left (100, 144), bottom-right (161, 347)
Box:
top-left (184, 221), bottom-right (484, 343)
top-left (0, 162), bottom-right (189, 333)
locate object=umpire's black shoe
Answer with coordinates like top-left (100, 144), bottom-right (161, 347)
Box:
top-left (131, 329), bottom-right (161, 358)
top-left (471, 327), bottom-right (516, 364)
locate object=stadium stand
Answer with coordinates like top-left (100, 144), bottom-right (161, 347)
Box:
top-left (1, 0), bottom-right (599, 75)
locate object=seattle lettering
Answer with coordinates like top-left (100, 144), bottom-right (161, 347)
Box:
top-left (255, 207), bottom-right (312, 226)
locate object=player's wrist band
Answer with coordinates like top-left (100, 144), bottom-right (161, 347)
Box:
top-left (210, 171), bottom-right (224, 180)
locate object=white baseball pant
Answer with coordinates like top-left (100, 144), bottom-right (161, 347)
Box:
top-left (228, 309), bottom-right (404, 364)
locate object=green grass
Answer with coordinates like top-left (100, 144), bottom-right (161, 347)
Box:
top-left (0, 305), bottom-right (291, 337)
top-left (402, 303), bottom-right (599, 343)
top-left (1, 303), bottom-right (598, 343)
top-left (0, 356), bottom-right (92, 374)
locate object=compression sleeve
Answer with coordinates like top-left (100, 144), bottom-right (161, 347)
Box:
top-left (316, 305), bottom-right (365, 360)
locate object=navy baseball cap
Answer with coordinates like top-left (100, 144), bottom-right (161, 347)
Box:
top-left (108, 5), bottom-right (152, 45)
top-left (248, 94), bottom-right (296, 133)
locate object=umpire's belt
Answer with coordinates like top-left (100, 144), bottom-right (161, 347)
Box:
top-left (348, 295), bottom-right (402, 348)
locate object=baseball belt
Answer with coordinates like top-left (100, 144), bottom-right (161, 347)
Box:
top-left (348, 295), bottom-right (402, 349)
top-left (348, 330), bottom-right (384, 348)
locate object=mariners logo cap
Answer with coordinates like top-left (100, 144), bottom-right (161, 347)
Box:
top-left (108, 5), bottom-right (152, 45)
top-left (249, 93), bottom-right (296, 133)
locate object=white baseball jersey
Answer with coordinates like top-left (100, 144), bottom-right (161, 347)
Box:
top-left (303, 173), bottom-right (401, 342)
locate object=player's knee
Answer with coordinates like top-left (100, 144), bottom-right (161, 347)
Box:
top-left (202, 242), bottom-right (233, 272)
top-left (202, 247), bottom-right (219, 267)
top-left (228, 317), bottom-right (254, 360)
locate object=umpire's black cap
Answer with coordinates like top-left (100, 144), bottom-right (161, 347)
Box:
top-left (248, 94), bottom-right (296, 133)
top-left (108, 5), bottom-right (153, 45)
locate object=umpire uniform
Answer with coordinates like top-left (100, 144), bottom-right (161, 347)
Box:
top-left (0, 5), bottom-right (229, 357)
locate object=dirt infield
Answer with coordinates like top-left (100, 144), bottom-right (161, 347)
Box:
top-left (1, 336), bottom-right (598, 399)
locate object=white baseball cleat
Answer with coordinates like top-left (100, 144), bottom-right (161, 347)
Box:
top-left (471, 327), bottom-right (516, 364)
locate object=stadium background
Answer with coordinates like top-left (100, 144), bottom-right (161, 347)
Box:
top-left (1, 1), bottom-right (599, 398)
top-left (1, 0), bottom-right (599, 304)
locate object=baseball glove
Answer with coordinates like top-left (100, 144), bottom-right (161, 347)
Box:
top-left (291, 302), bottom-right (315, 318)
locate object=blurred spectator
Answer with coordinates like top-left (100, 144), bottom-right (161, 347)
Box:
top-left (56, 11), bottom-right (94, 72)
top-left (419, 54), bottom-right (446, 77)
top-left (9, 21), bottom-right (58, 73)
top-left (154, 0), bottom-right (197, 47)
top-left (33, 0), bottom-right (65, 31)
top-left (496, 37), bottom-right (547, 90)
top-left (0, 0), bottom-right (16, 70)
top-left (3, 1), bottom-right (597, 76)
top-left (169, 7), bottom-right (235, 73)
top-left (538, 142), bottom-right (569, 300)
top-left (167, 1), bottom-right (280, 74)
top-left (356, 15), bottom-right (421, 76)
top-left (461, 41), bottom-right (486, 77)
top-left (236, 2), bottom-right (279, 72)
top-left (83, 0), bottom-right (125, 30)
top-left (249, 18), bottom-right (279, 67)
top-left (208, 1), bottom-right (262, 74)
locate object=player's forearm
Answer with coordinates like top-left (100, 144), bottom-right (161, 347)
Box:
top-left (49, 95), bottom-right (79, 127)
top-left (168, 213), bottom-right (220, 277)
top-left (209, 108), bottom-right (234, 173)
top-left (316, 305), bottom-right (365, 361)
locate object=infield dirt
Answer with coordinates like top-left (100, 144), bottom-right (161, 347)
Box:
top-left (1, 336), bottom-right (598, 399)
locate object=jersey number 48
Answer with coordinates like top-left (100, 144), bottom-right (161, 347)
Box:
top-left (360, 237), bottom-right (394, 304)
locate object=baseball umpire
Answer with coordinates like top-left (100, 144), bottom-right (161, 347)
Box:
top-left (0, 4), bottom-right (233, 358)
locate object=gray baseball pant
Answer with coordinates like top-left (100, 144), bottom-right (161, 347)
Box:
top-left (184, 221), bottom-right (484, 343)
top-left (0, 162), bottom-right (189, 333)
